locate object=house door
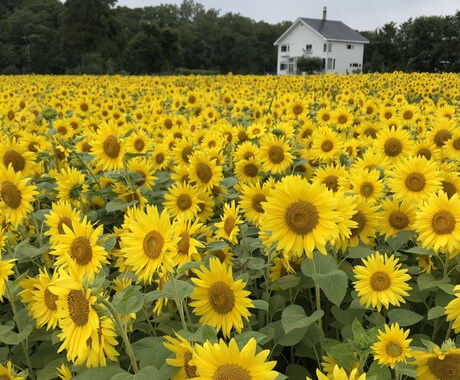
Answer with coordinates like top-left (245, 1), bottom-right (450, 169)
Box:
top-left (288, 63), bottom-right (295, 74)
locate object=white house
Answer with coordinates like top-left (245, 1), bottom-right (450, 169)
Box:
top-left (274, 8), bottom-right (369, 74)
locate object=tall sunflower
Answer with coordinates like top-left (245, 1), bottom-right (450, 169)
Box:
top-left (213, 201), bottom-right (243, 244)
top-left (257, 134), bottom-right (294, 175)
top-left (412, 342), bottom-right (460, 380)
top-left (189, 257), bottom-right (253, 337)
top-left (188, 151), bottom-right (223, 192)
top-left (91, 120), bottom-right (126, 170)
top-left (44, 200), bottom-right (82, 247)
top-left (379, 198), bottom-right (416, 240)
top-left (192, 338), bottom-right (278, 380)
top-left (163, 181), bottom-right (201, 222)
top-left (348, 168), bottom-right (385, 205)
top-left (414, 191), bottom-right (460, 255)
top-left (120, 205), bottom-right (178, 283)
top-left (353, 251), bottom-right (412, 312)
top-left (371, 323), bottom-right (412, 368)
top-left (0, 165), bottom-right (37, 227)
top-left (163, 333), bottom-right (197, 380)
top-left (238, 182), bottom-right (271, 226)
top-left (53, 167), bottom-right (89, 208)
top-left (262, 175), bottom-right (340, 258)
top-left (171, 216), bottom-right (204, 268)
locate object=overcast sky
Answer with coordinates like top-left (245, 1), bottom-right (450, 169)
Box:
top-left (116, 0), bottom-right (459, 31)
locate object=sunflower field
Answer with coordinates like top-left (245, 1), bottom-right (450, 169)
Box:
top-left (0, 72), bottom-right (460, 380)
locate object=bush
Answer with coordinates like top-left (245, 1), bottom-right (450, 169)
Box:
top-left (296, 56), bottom-right (323, 74)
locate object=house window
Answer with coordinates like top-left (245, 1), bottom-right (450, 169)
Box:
top-left (305, 44), bottom-right (312, 52)
top-left (328, 43), bottom-right (332, 52)
top-left (281, 45), bottom-right (289, 52)
top-left (323, 43), bottom-right (327, 52)
top-left (280, 63), bottom-right (288, 70)
top-left (333, 59), bottom-right (336, 70)
top-left (327, 58), bottom-right (333, 70)
top-left (352, 63), bottom-right (359, 68)
top-left (347, 44), bottom-right (354, 49)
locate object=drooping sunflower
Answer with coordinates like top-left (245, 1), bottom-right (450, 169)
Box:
top-left (189, 257), bottom-right (253, 337)
top-left (257, 134), bottom-right (294, 175)
top-left (163, 181), bottom-right (201, 222)
top-left (192, 338), bottom-right (278, 380)
top-left (414, 191), bottom-right (460, 255)
top-left (238, 182), bottom-right (271, 226)
top-left (19, 269), bottom-right (60, 330)
top-left (379, 198), bottom-right (416, 239)
top-left (0, 165), bottom-right (37, 227)
top-left (387, 155), bottom-right (442, 203)
top-left (371, 323), bottom-right (412, 368)
top-left (188, 151), bottom-right (223, 192)
top-left (0, 361), bottom-right (25, 380)
top-left (213, 201), bottom-right (243, 244)
top-left (0, 258), bottom-right (15, 301)
top-left (53, 166), bottom-right (89, 207)
top-left (163, 333), bottom-right (197, 380)
top-left (262, 175), bottom-right (340, 258)
top-left (91, 120), bottom-right (126, 170)
top-left (44, 200), bottom-right (82, 247)
top-left (445, 285), bottom-right (460, 334)
top-left (120, 205), bottom-right (178, 283)
top-left (51, 217), bottom-right (109, 281)
top-left (171, 216), bottom-right (204, 268)
top-left (353, 251), bottom-right (412, 312)
top-left (412, 342), bottom-right (460, 380)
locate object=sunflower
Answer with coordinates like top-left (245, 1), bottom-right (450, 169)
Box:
top-left (0, 258), bottom-right (15, 301)
top-left (412, 342), bottom-right (460, 380)
top-left (196, 190), bottom-right (215, 223)
top-left (53, 166), bottom-right (89, 207)
top-left (312, 365), bottom-right (366, 380)
top-left (126, 129), bottom-right (150, 155)
top-left (234, 157), bottom-right (262, 185)
top-left (0, 165), bottom-right (37, 227)
top-left (213, 201), bottom-right (243, 244)
top-left (331, 190), bottom-right (359, 250)
top-left (189, 257), bottom-right (253, 337)
top-left (444, 285), bottom-right (460, 334)
top-left (151, 142), bottom-right (171, 171)
top-left (91, 120), bottom-right (126, 170)
top-left (371, 323), bottom-right (412, 368)
top-left (262, 175), bottom-right (340, 258)
top-left (192, 338), bottom-right (278, 380)
top-left (0, 361), bottom-right (24, 380)
top-left (163, 333), bottom-right (197, 379)
top-left (49, 270), bottom-right (100, 363)
top-left (316, 107), bottom-right (334, 127)
top-left (373, 126), bottom-right (412, 163)
top-left (188, 151), bottom-right (223, 192)
top-left (309, 127), bottom-right (343, 164)
top-left (379, 198), bottom-right (416, 239)
top-left (321, 354), bottom-right (360, 378)
top-left (414, 191), bottom-right (460, 255)
top-left (410, 139), bottom-right (441, 162)
top-left (444, 131), bottom-right (460, 160)
top-left (238, 182), bottom-right (271, 226)
top-left (440, 171), bottom-right (460, 199)
top-left (347, 168), bottom-right (384, 205)
top-left (163, 181), bottom-right (201, 222)
top-left (313, 163), bottom-right (349, 193)
top-left (232, 141), bottom-right (258, 163)
top-left (287, 99), bottom-right (308, 119)
top-left (19, 269), bottom-right (60, 330)
top-left (172, 137), bottom-right (195, 166)
top-left (0, 137), bottom-right (36, 176)
top-left (427, 117), bottom-right (455, 147)
top-left (56, 363), bottom-right (72, 380)
top-left (387, 155), bottom-right (442, 203)
top-left (171, 216), bottom-right (204, 268)
top-left (353, 251), bottom-right (412, 312)
top-left (51, 216), bottom-right (109, 281)
top-left (332, 106), bottom-right (354, 130)
top-left (44, 200), bottom-right (82, 246)
top-left (257, 134), bottom-right (294, 175)
top-left (120, 205), bottom-right (178, 283)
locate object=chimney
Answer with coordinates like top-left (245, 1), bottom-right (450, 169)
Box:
top-left (322, 6), bottom-right (327, 21)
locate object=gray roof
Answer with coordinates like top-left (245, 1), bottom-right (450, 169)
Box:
top-left (299, 18), bottom-right (369, 43)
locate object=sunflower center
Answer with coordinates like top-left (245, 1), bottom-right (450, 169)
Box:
top-left (360, 182), bottom-right (374, 198)
top-left (196, 162), bottom-right (212, 184)
top-left (452, 138), bottom-right (460, 151)
top-left (208, 281), bottom-right (235, 314)
top-left (224, 216), bottom-right (236, 236)
top-left (322, 175), bottom-right (339, 192)
top-left (143, 230), bottom-right (164, 258)
top-left (385, 342), bottom-right (403, 357)
top-left (212, 250), bottom-right (226, 263)
top-left (417, 148), bottom-right (431, 160)
top-left (405, 173), bottom-right (425, 192)
top-left (364, 128), bottom-right (377, 138)
top-left (384, 138), bottom-right (403, 157)
top-left (183, 350), bottom-right (197, 378)
top-left (67, 289), bottom-right (89, 327)
top-left (238, 131), bottom-right (248, 142)
top-left (242, 151), bottom-right (254, 160)
top-left (57, 126), bottom-right (68, 135)
top-left (82, 142), bottom-right (92, 152)
top-left (134, 138), bottom-right (145, 152)
top-left (28, 141), bottom-right (39, 153)
top-left (57, 216), bottom-right (73, 234)
top-left (252, 194), bottom-right (266, 213)
top-left (1, 181), bottom-right (22, 209)
top-left (70, 236), bottom-right (93, 266)
top-left (442, 181), bottom-right (457, 199)
top-left (389, 211), bottom-right (409, 230)
top-left (103, 135), bottom-right (121, 159)
top-left (302, 128), bottom-right (312, 139)
top-left (403, 110), bottom-right (413, 120)
top-left (321, 113), bottom-right (330, 122)
top-left (44, 288), bottom-right (58, 310)
top-left (428, 353), bottom-right (460, 380)
top-left (338, 114), bottom-right (348, 124)
top-left (177, 193), bottom-right (193, 210)
top-left (3, 149), bottom-right (25, 172)
top-left (431, 210), bottom-right (456, 234)
top-left (321, 140), bottom-right (334, 152)
top-left (434, 130), bottom-right (452, 147)
top-left (350, 211), bottom-right (366, 237)
top-left (155, 152), bottom-right (165, 164)
top-left (213, 364), bottom-right (250, 380)
top-left (178, 232), bottom-right (190, 255)
top-left (292, 104), bottom-right (303, 115)
top-left (370, 271), bottom-right (391, 291)
top-left (243, 163), bottom-right (258, 178)
top-left (268, 146), bottom-right (285, 164)
top-left (285, 201), bottom-right (319, 235)
top-left (181, 146), bottom-right (193, 163)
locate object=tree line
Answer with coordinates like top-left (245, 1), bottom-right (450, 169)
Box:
top-left (0, 0), bottom-right (459, 75)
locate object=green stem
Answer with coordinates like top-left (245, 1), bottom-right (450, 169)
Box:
top-left (311, 258), bottom-right (325, 356)
top-left (68, 146), bottom-right (102, 190)
top-left (6, 282), bottom-right (35, 380)
top-left (445, 320), bottom-right (453, 341)
top-left (99, 298), bottom-right (139, 374)
top-left (170, 274), bottom-right (188, 331)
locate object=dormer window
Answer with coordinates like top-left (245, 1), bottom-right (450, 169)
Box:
top-left (347, 44), bottom-right (354, 49)
top-left (281, 45), bottom-right (290, 52)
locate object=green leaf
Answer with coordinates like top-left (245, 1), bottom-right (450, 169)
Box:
top-left (418, 273), bottom-right (451, 291)
top-left (234, 331), bottom-right (267, 348)
top-left (270, 275), bottom-right (300, 290)
top-left (352, 319), bottom-right (365, 338)
top-left (105, 198), bottom-right (138, 212)
top-left (163, 279), bottom-right (194, 301)
top-left (0, 324), bottom-right (33, 345)
top-left (278, 326), bottom-right (308, 346)
top-left (72, 366), bottom-right (125, 379)
top-left (324, 342), bottom-right (357, 370)
top-left (311, 269), bottom-right (348, 307)
top-left (252, 299), bottom-right (269, 311)
top-left (367, 361), bottom-right (391, 380)
top-left (281, 305), bottom-right (324, 334)
top-left (387, 309), bottom-right (424, 327)
top-left (177, 261), bottom-right (202, 276)
top-left (220, 176), bottom-right (238, 188)
top-left (404, 246), bottom-right (435, 255)
top-left (386, 230), bottom-right (415, 250)
top-left (269, 294), bottom-right (285, 317)
top-left (428, 306), bottom-right (446, 320)
top-left (111, 285), bottom-right (144, 316)
top-left (101, 236), bottom-right (117, 252)
top-left (285, 364), bottom-right (309, 380)
top-left (301, 252), bottom-right (338, 277)
top-left (347, 245), bottom-right (374, 258)
top-left (207, 240), bottom-right (228, 252)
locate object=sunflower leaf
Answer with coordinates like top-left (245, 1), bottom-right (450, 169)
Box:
top-left (387, 309), bottom-right (424, 326)
top-left (111, 285), bottom-right (144, 316)
top-left (427, 306), bottom-right (446, 320)
top-left (163, 279), bottom-right (194, 301)
top-left (367, 361), bottom-right (391, 380)
top-left (281, 305), bottom-right (324, 334)
top-left (311, 269), bottom-right (348, 307)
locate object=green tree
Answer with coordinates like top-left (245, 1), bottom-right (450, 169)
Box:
top-left (296, 56), bottom-right (322, 74)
